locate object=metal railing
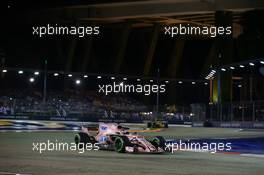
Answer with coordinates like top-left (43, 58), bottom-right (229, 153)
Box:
top-left (191, 101), bottom-right (264, 122)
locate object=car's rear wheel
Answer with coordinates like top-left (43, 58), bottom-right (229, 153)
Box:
top-left (114, 136), bottom-right (130, 153)
top-left (74, 132), bottom-right (96, 148)
top-left (151, 136), bottom-right (166, 149)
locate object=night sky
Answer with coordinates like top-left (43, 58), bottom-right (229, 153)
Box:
top-left (3, 1), bottom-right (264, 105)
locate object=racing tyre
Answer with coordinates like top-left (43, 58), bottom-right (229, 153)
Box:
top-left (74, 132), bottom-right (95, 148)
top-left (114, 136), bottom-right (130, 153)
top-left (151, 136), bottom-right (166, 149)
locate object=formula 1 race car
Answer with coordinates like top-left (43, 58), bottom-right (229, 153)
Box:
top-left (74, 123), bottom-right (166, 153)
top-left (147, 120), bottom-right (168, 129)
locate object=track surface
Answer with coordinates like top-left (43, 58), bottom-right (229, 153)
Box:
top-left (0, 126), bottom-right (264, 175)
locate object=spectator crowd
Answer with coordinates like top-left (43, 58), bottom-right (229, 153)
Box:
top-left (0, 89), bottom-right (192, 123)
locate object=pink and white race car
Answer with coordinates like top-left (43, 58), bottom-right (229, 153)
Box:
top-left (74, 123), bottom-right (166, 153)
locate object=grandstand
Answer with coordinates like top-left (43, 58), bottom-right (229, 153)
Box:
top-left (0, 88), bottom-right (192, 124)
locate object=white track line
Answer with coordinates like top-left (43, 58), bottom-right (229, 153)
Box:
top-left (0, 172), bottom-right (32, 175)
top-left (240, 154), bottom-right (264, 158)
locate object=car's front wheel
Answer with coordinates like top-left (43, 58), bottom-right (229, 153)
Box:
top-left (114, 136), bottom-right (130, 153)
top-left (150, 136), bottom-right (166, 149)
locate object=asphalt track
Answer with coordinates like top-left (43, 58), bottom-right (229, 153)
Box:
top-left (0, 125), bottom-right (264, 175)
